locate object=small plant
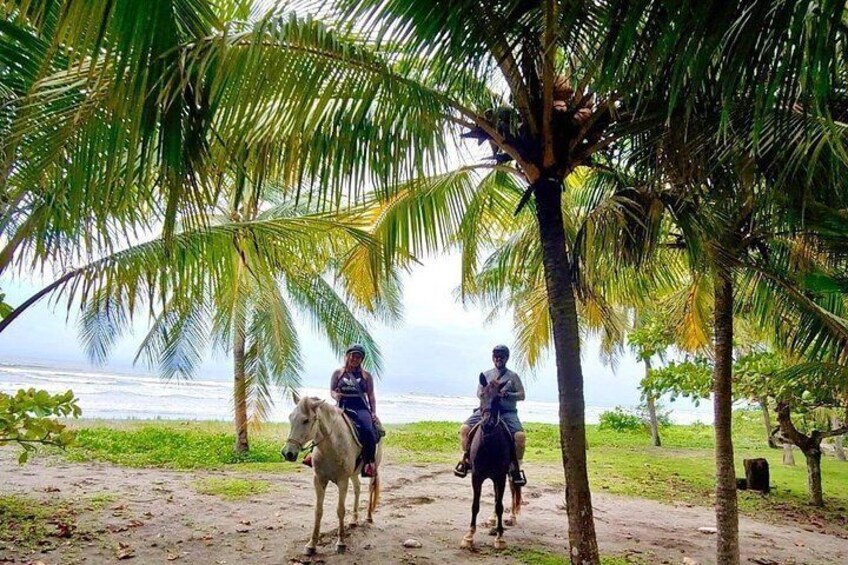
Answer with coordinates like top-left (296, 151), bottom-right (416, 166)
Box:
top-left (599, 407), bottom-right (644, 432)
top-left (0, 388), bottom-right (81, 463)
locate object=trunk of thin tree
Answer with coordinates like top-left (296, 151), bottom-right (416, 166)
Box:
top-left (533, 179), bottom-right (600, 564)
top-left (776, 403), bottom-right (826, 506)
top-left (760, 398), bottom-right (778, 449)
top-left (830, 415), bottom-right (846, 462)
top-left (233, 311), bottom-right (249, 454)
top-left (713, 271), bottom-right (739, 565)
top-left (805, 449), bottom-right (824, 507)
top-left (783, 443), bottom-right (796, 466)
top-left (233, 253), bottom-right (249, 455)
top-left (645, 358), bottom-right (661, 447)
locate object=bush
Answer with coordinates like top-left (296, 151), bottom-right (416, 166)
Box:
top-left (598, 407), bottom-right (644, 432)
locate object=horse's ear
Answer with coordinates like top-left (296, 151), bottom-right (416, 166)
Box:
top-left (479, 373), bottom-right (487, 387)
top-left (291, 390), bottom-right (301, 404)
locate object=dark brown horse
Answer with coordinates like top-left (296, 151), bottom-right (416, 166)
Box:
top-left (460, 373), bottom-right (523, 550)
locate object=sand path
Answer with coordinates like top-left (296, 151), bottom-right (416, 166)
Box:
top-left (1, 451), bottom-right (846, 564)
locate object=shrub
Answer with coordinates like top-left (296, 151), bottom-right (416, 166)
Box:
top-left (598, 407), bottom-right (644, 432)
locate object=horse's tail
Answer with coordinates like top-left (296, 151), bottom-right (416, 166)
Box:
top-left (369, 473), bottom-right (381, 514)
top-left (510, 480), bottom-right (522, 515)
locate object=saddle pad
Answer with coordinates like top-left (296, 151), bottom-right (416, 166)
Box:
top-left (340, 409), bottom-right (363, 449)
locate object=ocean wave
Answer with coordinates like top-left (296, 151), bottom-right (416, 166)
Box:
top-left (0, 363), bottom-right (714, 425)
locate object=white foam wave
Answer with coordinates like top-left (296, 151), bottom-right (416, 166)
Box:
top-left (0, 363), bottom-right (714, 425)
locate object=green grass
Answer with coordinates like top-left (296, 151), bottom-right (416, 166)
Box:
top-left (85, 493), bottom-right (118, 510)
top-left (51, 411), bottom-right (848, 532)
top-left (506, 547), bottom-right (651, 564)
top-left (62, 420), bottom-right (292, 470)
top-left (192, 477), bottom-right (273, 500)
top-left (0, 495), bottom-right (80, 552)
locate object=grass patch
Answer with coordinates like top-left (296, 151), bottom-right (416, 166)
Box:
top-left (85, 493), bottom-right (118, 510)
top-left (0, 494), bottom-right (82, 552)
top-left (64, 420), bottom-right (291, 470)
top-left (192, 477), bottom-right (273, 500)
top-left (506, 547), bottom-right (650, 564)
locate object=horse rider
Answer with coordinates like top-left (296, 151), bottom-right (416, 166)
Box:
top-left (301, 345), bottom-right (380, 477)
top-left (454, 344), bottom-right (527, 486)
top-left (329, 344), bottom-right (380, 478)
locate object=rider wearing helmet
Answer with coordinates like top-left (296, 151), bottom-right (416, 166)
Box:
top-left (330, 344), bottom-right (379, 478)
top-left (454, 345), bottom-right (527, 486)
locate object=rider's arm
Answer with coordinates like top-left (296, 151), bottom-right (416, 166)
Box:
top-left (330, 370), bottom-right (342, 402)
top-left (365, 371), bottom-right (377, 416)
top-left (506, 373), bottom-right (526, 401)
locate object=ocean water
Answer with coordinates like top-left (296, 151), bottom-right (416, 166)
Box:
top-left (0, 362), bottom-right (714, 425)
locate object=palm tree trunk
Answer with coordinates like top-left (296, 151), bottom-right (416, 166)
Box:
top-left (533, 178), bottom-right (600, 564)
top-left (233, 302), bottom-right (249, 455)
top-left (713, 271), bottom-right (739, 565)
top-left (830, 415), bottom-right (846, 462)
top-left (804, 448), bottom-right (824, 507)
top-left (645, 358), bottom-right (661, 447)
top-left (760, 398), bottom-right (778, 449)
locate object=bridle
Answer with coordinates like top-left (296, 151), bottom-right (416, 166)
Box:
top-left (285, 409), bottom-right (326, 454)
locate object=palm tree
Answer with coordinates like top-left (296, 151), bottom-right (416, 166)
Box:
top-left (3, 180), bottom-right (401, 453)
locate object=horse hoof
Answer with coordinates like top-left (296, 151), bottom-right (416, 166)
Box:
top-left (303, 546), bottom-right (316, 556)
top-left (460, 538), bottom-right (474, 550)
top-left (336, 543), bottom-right (347, 554)
top-left (493, 538), bottom-right (507, 550)
top-left (504, 517), bottom-right (516, 526)
top-left (348, 521), bottom-right (358, 529)
top-left (366, 517), bottom-right (373, 524)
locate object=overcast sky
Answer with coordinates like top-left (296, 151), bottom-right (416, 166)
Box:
top-left (0, 252), bottom-right (647, 407)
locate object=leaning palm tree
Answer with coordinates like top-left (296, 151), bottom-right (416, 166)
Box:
top-left (4, 178), bottom-right (401, 453)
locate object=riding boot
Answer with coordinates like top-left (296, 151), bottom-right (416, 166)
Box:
top-left (509, 460), bottom-right (527, 486)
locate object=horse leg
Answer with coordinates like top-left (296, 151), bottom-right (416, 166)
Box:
top-left (305, 474), bottom-right (327, 555)
top-left (461, 475), bottom-right (483, 549)
top-left (493, 474), bottom-right (507, 549)
top-left (335, 477), bottom-right (349, 554)
top-left (349, 474), bottom-right (361, 527)
top-left (505, 480), bottom-right (518, 526)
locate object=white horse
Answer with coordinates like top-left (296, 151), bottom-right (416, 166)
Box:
top-left (281, 396), bottom-right (382, 555)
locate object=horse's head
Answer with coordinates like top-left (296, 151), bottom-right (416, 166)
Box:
top-left (478, 372), bottom-right (508, 428)
top-left (281, 396), bottom-right (323, 462)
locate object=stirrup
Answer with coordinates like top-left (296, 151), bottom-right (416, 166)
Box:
top-left (453, 460), bottom-right (469, 478)
top-left (509, 469), bottom-right (527, 487)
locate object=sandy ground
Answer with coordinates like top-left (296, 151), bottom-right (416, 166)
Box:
top-left (1, 450), bottom-right (846, 565)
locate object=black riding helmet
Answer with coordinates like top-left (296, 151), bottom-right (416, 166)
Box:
top-left (492, 344), bottom-right (510, 359)
top-left (346, 344), bottom-right (366, 358)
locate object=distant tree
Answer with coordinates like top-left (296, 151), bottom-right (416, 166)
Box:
top-left (752, 358), bottom-right (848, 507)
top-left (628, 312), bottom-right (676, 446)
